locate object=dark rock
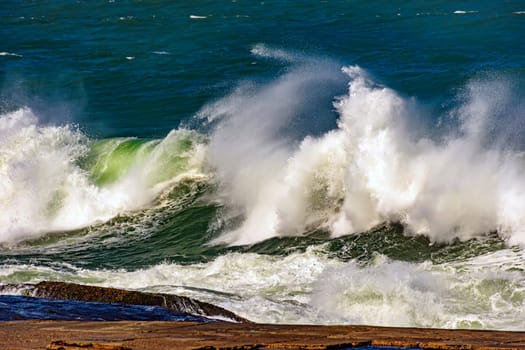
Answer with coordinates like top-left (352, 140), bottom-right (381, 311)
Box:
top-left (9, 281), bottom-right (249, 323)
top-left (47, 340), bottom-right (131, 350)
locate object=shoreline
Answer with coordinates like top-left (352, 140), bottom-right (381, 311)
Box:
top-left (2, 282), bottom-right (525, 349)
top-left (2, 320), bottom-right (525, 350)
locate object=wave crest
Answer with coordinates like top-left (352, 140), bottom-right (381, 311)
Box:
top-left (208, 65), bottom-right (525, 246)
top-left (0, 108), bottom-right (207, 244)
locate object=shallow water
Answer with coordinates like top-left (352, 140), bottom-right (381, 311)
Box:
top-left (0, 295), bottom-right (210, 321)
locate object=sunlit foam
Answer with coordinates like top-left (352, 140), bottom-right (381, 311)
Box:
top-left (0, 108), bottom-right (207, 243)
top-left (203, 60), bottom-right (525, 246)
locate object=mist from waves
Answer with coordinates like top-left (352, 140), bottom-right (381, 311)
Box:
top-left (0, 108), bottom-right (207, 244)
top-left (201, 50), bottom-right (525, 247)
top-left (2, 45), bottom-right (525, 250)
top-left (2, 46), bottom-right (525, 330)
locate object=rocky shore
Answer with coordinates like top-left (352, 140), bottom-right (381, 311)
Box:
top-left (2, 320), bottom-right (525, 350)
top-left (0, 281), bottom-right (248, 323)
top-left (1, 282), bottom-right (525, 350)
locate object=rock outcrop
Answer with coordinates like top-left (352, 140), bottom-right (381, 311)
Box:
top-left (1, 321), bottom-right (525, 350)
top-left (1, 281), bottom-right (249, 323)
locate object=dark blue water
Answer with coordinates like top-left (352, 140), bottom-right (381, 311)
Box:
top-left (2, 1), bottom-right (524, 137)
top-left (0, 295), bottom-right (211, 321)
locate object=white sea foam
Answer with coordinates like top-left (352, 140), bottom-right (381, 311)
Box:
top-left (312, 250), bottom-right (525, 329)
top-left (190, 15), bottom-right (208, 19)
top-left (202, 59), bottom-right (525, 246)
top-left (2, 247), bottom-right (525, 329)
top-left (0, 108), bottom-right (207, 243)
top-left (0, 52), bottom-right (22, 58)
top-left (454, 10), bottom-right (478, 14)
top-left (0, 247), bottom-right (340, 324)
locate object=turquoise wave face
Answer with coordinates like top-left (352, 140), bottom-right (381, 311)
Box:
top-left (84, 138), bottom-right (156, 186)
top-left (0, 108), bottom-right (208, 244)
top-left (83, 132), bottom-right (204, 187)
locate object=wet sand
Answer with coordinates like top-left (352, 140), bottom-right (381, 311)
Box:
top-left (2, 321), bottom-right (525, 350)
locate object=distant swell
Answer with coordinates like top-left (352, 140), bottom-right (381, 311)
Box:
top-left (0, 52), bottom-right (23, 58)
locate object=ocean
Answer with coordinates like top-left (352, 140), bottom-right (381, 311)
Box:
top-left (1, 0), bottom-right (525, 328)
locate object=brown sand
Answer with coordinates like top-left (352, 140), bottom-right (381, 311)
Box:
top-left (1, 321), bottom-right (525, 350)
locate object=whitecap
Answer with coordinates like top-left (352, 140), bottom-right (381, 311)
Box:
top-left (202, 57), bottom-right (525, 247)
top-left (4, 247), bottom-right (525, 329)
top-left (454, 10), bottom-right (478, 14)
top-left (0, 108), bottom-right (207, 244)
top-left (190, 15), bottom-right (208, 19)
top-left (0, 52), bottom-right (22, 58)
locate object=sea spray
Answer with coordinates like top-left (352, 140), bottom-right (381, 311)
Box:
top-left (0, 108), bottom-right (208, 244)
top-left (0, 108), bottom-right (89, 242)
top-left (207, 65), bottom-right (525, 246)
top-left (3, 0), bottom-right (525, 332)
top-left (330, 67), bottom-right (525, 245)
top-left (199, 56), bottom-right (346, 245)
top-left (3, 64), bottom-right (525, 248)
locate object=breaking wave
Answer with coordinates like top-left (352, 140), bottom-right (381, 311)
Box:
top-left (2, 55), bottom-right (525, 249)
top-left (203, 61), bottom-right (525, 246)
top-left (0, 108), bottom-right (207, 243)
